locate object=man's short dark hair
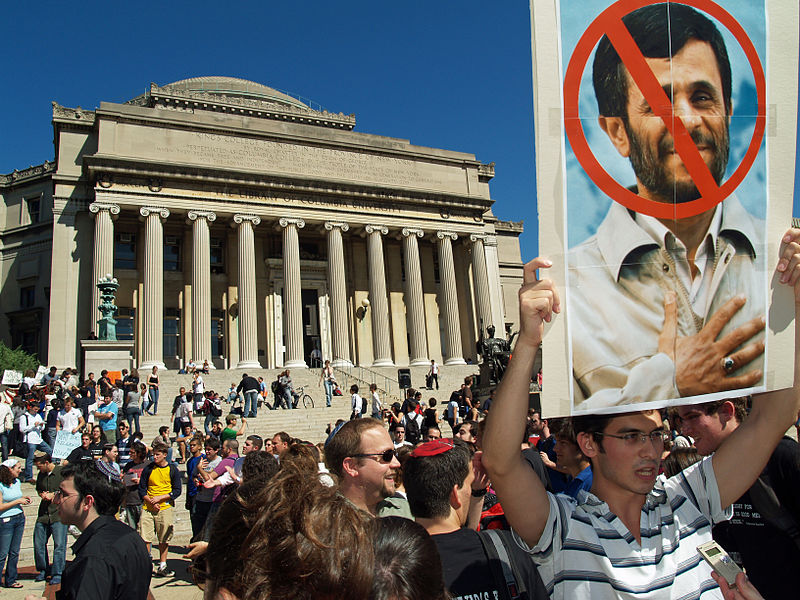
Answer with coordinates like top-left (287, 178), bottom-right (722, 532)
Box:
top-left (404, 442), bottom-right (472, 519)
top-left (245, 434), bottom-right (263, 450)
top-left (225, 439), bottom-right (239, 454)
top-left (33, 453), bottom-right (52, 464)
top-left (61, 462), bottom-right (125, 516)
top-left (205, 438), bottom-right (221, 451)
top-left (324, 418), bottom-right (383, 478)
top-left (696, 397), bottom-right (748, 423)
top-left (273, 431), bottom-right (292, 445)
top-left (593, 3), bottom-right (732, 119)
top-left (152, 441), bottom-right (169, 455)
top-left (158, 426), bottom-right (169, 435)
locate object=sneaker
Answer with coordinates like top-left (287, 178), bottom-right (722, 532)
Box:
top-left (49, 576), bottom-right (62, 585)
top-left (34, 572), bottom-right (46, 582)
top-left (154, 565), bottom-right (174, 577)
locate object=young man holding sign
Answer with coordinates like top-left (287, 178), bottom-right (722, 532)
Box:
top-left (483, 228), bottom-right (800, 599)
top-left (568, 3), bottom-right (767, 409)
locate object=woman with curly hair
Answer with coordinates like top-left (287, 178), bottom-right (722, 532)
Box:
top-left (202, 469), bottom-right (375, 600)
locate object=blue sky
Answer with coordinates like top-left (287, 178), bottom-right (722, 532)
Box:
top-left (1, 1), bottom-right (797, 261)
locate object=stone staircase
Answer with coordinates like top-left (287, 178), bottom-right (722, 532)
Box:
top-left (14, 363), bottom-right (483, 566)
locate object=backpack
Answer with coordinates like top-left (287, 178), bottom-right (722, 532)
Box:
top-left (476, 529), bottom-right (533, 600)
top-left (271, 380), bottom-right (281, 394)
top-left (361, 396), bottom-right (368, 415)
top-left (9, 425), bottom-right (26, 458)
top-left (405, 413), bottom-right (421, 445)
top-left (209, 399), bottom-right (222, 418)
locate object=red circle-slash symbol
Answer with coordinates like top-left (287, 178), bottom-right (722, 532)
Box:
top-left (563, 0), bottom-right (766, 219)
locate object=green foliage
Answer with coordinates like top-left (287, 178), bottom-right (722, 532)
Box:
top-left (0, 341), bottom-right (40, 378)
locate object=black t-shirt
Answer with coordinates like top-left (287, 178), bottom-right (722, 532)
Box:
top-left (713, 437), bottom-right (800, 600)
top-left (88, 442), bottom-right (104, 459)
top-left (66, 446), bottom-right (94, 464)
top-left (432, 528), bottom-right (548, 600)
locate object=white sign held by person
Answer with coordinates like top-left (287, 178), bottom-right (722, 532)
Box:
top-left (1, 370), bottom-right (22, 386)
top-left (52, 431), bottom-right (81, 460)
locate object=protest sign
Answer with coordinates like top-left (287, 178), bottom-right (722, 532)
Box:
top-left (531, 0), bottom-right (798, 416)
top-left (52, 431), bottom-right (82, 460)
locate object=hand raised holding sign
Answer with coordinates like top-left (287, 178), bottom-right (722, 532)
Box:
top-left (517, 258), bottom-right (561, 350)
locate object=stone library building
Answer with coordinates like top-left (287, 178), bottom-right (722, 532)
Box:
top-left (0, 76), bottom-right (524, 372)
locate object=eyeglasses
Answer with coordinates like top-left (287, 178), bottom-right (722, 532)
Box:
top-left (596, 430), bottom-right (670, 446)
top-left (53, 489), bottom-right (78, 502)
top-left (351, 449), bottom-right (397, 463)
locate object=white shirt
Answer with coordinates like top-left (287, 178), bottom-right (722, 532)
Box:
top-left (57, 407), bottom-right (83, 432)
top-left (371, 391), bottom-right (382, 414)
top-left (351, 393), bottom-right (363, 414)
top-left (193, 376), bottom-right (204, 395)
top-left (19, 412), bottom-right (44, 444)
top-left (516, 456), bottom-right (730, 599)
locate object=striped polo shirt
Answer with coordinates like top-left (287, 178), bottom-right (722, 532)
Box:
top-left (514, 457), bottom-right (731, 599)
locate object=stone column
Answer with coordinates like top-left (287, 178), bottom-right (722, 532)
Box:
top-left (139, 207), bottom-right (170, 370)
top-left (280, 218), bottom-right (306, 368)
top-left (324, 221), bottom-right (352, 367)
top-left (469, 234), bottom-right (494, 335)
top-left (88, 203), bottom-right (120, 334)
top-left (365, 225), bottom-right (394, 367)
top-left (234, 214), bottom-right (261, 368)
top-left (436, 230), bottom-right (466, 365)
top-left (401, 228), bottom-right (429, 366)
top-left (188, 211), bottom-right (216, 366)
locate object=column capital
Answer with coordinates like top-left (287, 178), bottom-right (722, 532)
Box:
top-left (401, 227), bottom-right (424, 238)
top-left (232, 214), bottom-right (261, 227)
top-left (469, 233), bottom-right (487, 243)
top-left (139, 206), bottom-right (170, 220)
top-left (187, 210), bottom-right (217, 223)
top-left (324, 221), bottom-right (350, 233)
top-left (436, 230), bottom-right (458, 242)
top-left (278, 217), bottom-right (305, 229)
top-left (365, 224), bottom-right (388, 235)
top-left (89, 202), bottom-right (120, 216)
top-left (483, 234), bottom-right (498, 247)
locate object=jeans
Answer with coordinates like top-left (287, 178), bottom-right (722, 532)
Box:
top-left (0, 432), bottom-right (7, 462)
top-left (0, 512), bottom-right (25, 586)
top-left (323, 380), bottom-right (334, 407)
top-left (145, 387), bottom-right (159, 414)
top-left (33, 520), bottom-right (67, 580)
top-left (190, 500), bottom-right (213, 542)
top-left (281, 389), bottom-right (293, 410)
top-left (26, 440), bottom-right (52, 480)
top-left (203, 413), bottom-right (214, 436)
top-left (125, 408), bottom-right (141, 434)
top-left (243, 390), bottom-right (259, 417)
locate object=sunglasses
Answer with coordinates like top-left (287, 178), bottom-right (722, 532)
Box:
top-left (351, 449), bottom-right (397, 463)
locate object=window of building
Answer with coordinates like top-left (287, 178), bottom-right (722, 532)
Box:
top-left (267, 235), bottom-right (282, 259)
top-left (210, 238), bottom-right (225, 274)
top-left (211, 309), bottom-right (225, 358)
top-left (164, 308), bottom-right (181, 359)
top-left (116, 307), bottom-right (135, 341)
top-left (164, 236), bottom-right (181, 272)
top-left (114, 233), bottom-right (137, 270)
top-left (19, 286), bottom-right (35, 308)
top-left (299, 238), bottom-right (326, 260)
top-left (26, 196), bottom-right (41, 225)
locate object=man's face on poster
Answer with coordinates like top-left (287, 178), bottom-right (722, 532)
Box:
top-left (606, 38), bottom-right (731, 205)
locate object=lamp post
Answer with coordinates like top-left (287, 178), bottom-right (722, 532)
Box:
top-left (96, 273), bottom-right (120, 341)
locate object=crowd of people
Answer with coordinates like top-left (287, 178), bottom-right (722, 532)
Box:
top-left (0, 249), bottom-right (798, 600)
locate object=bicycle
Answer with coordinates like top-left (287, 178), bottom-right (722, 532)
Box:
top-left (292, 386), bottom-right (314, 409)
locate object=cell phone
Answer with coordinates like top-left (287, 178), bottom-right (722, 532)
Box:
top-left (697, 540), bottom-right (742, 588)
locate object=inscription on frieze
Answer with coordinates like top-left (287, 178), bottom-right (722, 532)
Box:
top-left (142, 128), bottom-right (466, 193)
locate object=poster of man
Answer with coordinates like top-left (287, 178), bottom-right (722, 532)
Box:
top-left (530, 0), bottom-right (797, 415)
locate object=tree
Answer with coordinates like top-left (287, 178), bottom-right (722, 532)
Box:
top-left (0, 341), bottom-right (40, 379)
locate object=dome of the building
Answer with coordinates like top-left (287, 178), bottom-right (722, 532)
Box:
top-left (157, 76), bottom-right (310, 110)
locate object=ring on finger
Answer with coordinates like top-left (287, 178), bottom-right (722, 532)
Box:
top-left (722, 356), bottom-right (736, 373)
